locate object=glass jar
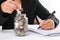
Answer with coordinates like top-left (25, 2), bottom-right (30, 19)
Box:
top-left (14, 10), bottom-right (28, 36)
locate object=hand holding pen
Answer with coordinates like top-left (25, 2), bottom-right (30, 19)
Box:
top-left (38, 11), bottom-right (55, 30)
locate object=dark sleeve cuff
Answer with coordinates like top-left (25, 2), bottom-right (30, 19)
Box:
top-left (50, 15), bottom-right (59, 28)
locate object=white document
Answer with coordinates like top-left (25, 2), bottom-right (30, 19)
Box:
top-left (28, 24), bottom-right (60, 36)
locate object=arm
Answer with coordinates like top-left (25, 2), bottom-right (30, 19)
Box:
top-left (0, 0), bottom-right (21, 26)
top-left (0, 0), bottom-right (10, 25)
top-left (35, 0), bottom-right (59, 27)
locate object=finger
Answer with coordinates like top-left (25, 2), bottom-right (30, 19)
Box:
top-left (10, 1), bottom-right (20, 10)
top-left (1, 5), bottom-right (12, 14)
top-left (4, 9), bottom-right (13, 14)
top-left (6, 4), bottom-right (15, 11)
top-left (42, 25), bottom-right (54, 30)
top-left (7, 2), bottom-right (16, 10)
top-left (41, 22), bottom-right (52, 29)
top-left (41, 22), bottom-right (54, 30)
top-left (41, 25), bottom-right (50, 30)
top-left (40, 20), bottom-right (45, 26)
top-left (6, 6), bottom-right (13, 13)
top-left (44, 19), bottom-right (55, 29)
top-left (40, 25), bottom-right (46, 29)
top-left (7, 1), bottom-right (17, 9)
top-left (41, 19), bottom-right (51, 26)
top-left (7, 0), bottom-right (20, 10)
top-left (7, 0), bottom-right (14, 1)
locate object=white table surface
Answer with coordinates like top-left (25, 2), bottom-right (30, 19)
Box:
top-left (0, 25), bottom-right (60, 40)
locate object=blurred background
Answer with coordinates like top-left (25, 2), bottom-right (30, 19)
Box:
top-left (39, 0), bottom-right (60, 20)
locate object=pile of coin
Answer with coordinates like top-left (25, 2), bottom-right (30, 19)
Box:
top-left (14, 14), bottom-right (28, 36)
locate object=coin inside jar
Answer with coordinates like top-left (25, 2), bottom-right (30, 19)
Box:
top-left (14, 14), bottom-right (28, 36)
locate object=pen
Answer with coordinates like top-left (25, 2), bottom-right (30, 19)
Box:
top-left (38, 11), bottom-right (56, 29)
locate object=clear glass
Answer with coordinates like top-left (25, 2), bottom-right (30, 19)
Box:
top-left (14, 13), bottom-right (28, 36)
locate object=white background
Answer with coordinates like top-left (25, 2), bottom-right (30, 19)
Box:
top-left (39, 0), bottom-right (60, 20)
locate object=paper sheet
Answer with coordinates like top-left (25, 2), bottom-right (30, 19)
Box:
top-left (28, 24), bottom-right (60, 36)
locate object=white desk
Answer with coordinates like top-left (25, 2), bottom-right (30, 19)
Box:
top-left (0, 25), bottom-right (60, 40)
